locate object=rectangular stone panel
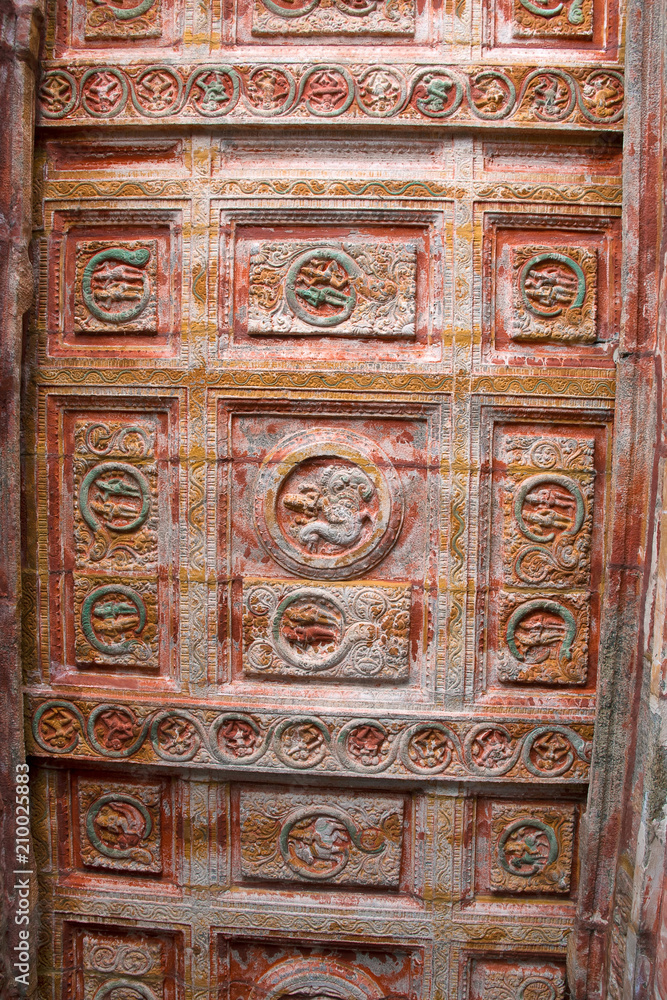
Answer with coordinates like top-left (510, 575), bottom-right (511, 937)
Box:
top-left (63, 923), bottom-right (183, 1000)
top-left (72, 773), bottom-right (171, 877)
top-left (474, 798), bottom-right (579, 898)
top-left (480, 209), bottom-right (620, 366)
top-left (468, 957), bottom-right (566, 1000)
top-left (47, 208), bottom-right (181, 357)
top-left (250, 0), bottom-right (415, 36)
top-left (484, 0), bottom-right (619, 54)
top-left (236, 785), bottom-right (407, 889)
top-left (241, 578), bottom-right (412, 682)
top-left (220, 218), bottom-right (440, 357)
top-left (54, 0), bottom-right (182, 50)
top-left (475, 411), bottom-right (610, 706)
top-left (217, 936), bottom-right (424, 1000)
top-left (217, 397), bottom-right (441, 691)
top-left (46, 398), bottom-right (180, 684)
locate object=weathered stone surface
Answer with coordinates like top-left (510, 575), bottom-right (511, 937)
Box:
top-left (0, 0), bottom-right (665, 995)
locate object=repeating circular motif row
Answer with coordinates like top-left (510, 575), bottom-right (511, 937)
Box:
top-left (38, 64), bottom-right (624, 125)
top-left (32, 700), bottom-right (591, 779)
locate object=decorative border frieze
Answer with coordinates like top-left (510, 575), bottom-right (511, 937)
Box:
top-left (38, 63), bottom-right (624, 129)
top-left (27, 697), bottom-right (593, 783)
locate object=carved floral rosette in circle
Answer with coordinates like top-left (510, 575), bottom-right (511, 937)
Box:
top-left (335, 719), bottom-right (397, 773)
top-left (462, 724), bottom-right (521, 776)
top-left (272, 716), bottom-right (331, 768)
top-left (150, 711), bottom-right (203, 761)
top-left (253, 429), bottom-right (404, 579)
top-left (400, 722), bottom-right (459, 774)
top-left (210, 713), bottom-right (268, 764)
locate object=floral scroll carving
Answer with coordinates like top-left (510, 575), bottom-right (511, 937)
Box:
top-left (243, 581), bottom-right (410, 681)
top-left (239, 787), bottom-right (404, 887)
top-left (248, 241), bottom-right (417, 339)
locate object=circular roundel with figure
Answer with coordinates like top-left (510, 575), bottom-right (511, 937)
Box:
top-left (253, 429), bottom-right (404, 580)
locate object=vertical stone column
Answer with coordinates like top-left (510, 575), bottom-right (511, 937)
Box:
top-left (0, 0), bottom-right (41, 995)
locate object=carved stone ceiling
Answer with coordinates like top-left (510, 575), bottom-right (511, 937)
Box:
top-left (26, 0), bottom-right (625, 994)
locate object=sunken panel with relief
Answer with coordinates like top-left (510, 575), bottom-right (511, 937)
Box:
top-left (473, 798), bottom-right (579, 899)
top-left (217, 937), bottom-right (425, 1000)
top-left (53, 0), bottom-right (182, 51)
top-left (480, 209), bottom-right (620, 366)
top-left (218, 397), bottom-right (442, 691)
top-left (63, 923), bottom-right (183, 1000)
top-left (476, 412), bottom-right (610, 703)
top-left (484, 0), bottom-right (620, 57)
top-left (466, 957), bottom-right (567, 1000)
top-left (45, 398), bottom-right (180, 686)
top-left (46, 209), bottom-right (181, 357)
top-left (56, 770), bottom-right (176, 882)
top-left (234, 784), bottom-right (413, 891)
top-left (218, 213), bottom-right (447, 363)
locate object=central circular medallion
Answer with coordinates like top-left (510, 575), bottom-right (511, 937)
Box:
top-left (254, 429), bottom-right (404, 579)
top-left (285, 248), bottom-right (360, 327)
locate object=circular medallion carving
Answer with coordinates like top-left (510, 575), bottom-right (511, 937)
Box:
top-left (79, 462), bottom-right (151, 534)
top-left (278, 805), bottom-right (386, 881)
top-left (82, 247), bottom-right (151, 324)
top-left (254, 429), bottom-right (404, 579)
top-left (519, 252), bottom-right (587, 318)
top-left (498, 818), bottom-right (559, 876)
top-left (86, 792), bottom-right (152, 859)
top-left (81, 584), bottom-right (147, 656)
top-left (285, 248), bottom-right (360, 327)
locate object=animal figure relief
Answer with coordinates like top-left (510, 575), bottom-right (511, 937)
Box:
top-left (283, 465), bottom-right (375, 553)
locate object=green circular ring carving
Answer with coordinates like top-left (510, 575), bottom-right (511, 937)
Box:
top-left (39, 70), bottom-right (78, 119)
top-left (336, 0), bottom-right (379, 15)
top-left (32, 700), bottom-right (85, 754)
top-left (498, 818), bottom-right (558, 876)
top-left (79, 461), bottom-right (151, 534)
top-left (467, 70), bottom-right (516, 121)
top-left (285, 247), bottom-right (359, 327)
top-left (506, 599), bottom-right (577, 663)
top-left (81, 584), bottom-right (147, 656)
top-left (93, 0), bottom-right (157, 19)
top-left (519, 251), bottom-right (586, 318)
top-left (82, 247), bottom-right (151, 323)
top-left (93, 981), bottom-right (157, 1000)
top-left (260, 0), bottom-right (319, 18)
top-left (80, 67), bottom-right (129, 118)
top-left (185, 66), bottom-right (241, 118)
top-left (278, 804), bottom-right (385, 880)
top-left (86, 792), bottom-right (152, 859)
top-left (297, 65), bottom-right (355, 118)
top-left (412, 68), bottom-right (464, 119)
top-left (576, 69), bottom-right (625, 124)
top-left (514, 472), bottom-right (585, 543)
top-left (242, 66), bottom-right (296, 117)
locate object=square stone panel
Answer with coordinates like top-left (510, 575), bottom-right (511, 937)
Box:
top-left (54, 0), bottom-right (182, 51)
top-left (74, 774), bottom-right (168, 876)
top-left (475, 798), bottom-right (579, 897)
top-left (47, 210), bottom-right (181, 357)
top-left (235, 784), bottom-right (408, 889)
top-left (483, 0), bottom-right (619, 54)
top-left (480, 210), bottom-right (620, 366)
top-left (250, 0), bottom-right (415, 37)
top-left (63, 923), bottom-right (183, 1000)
